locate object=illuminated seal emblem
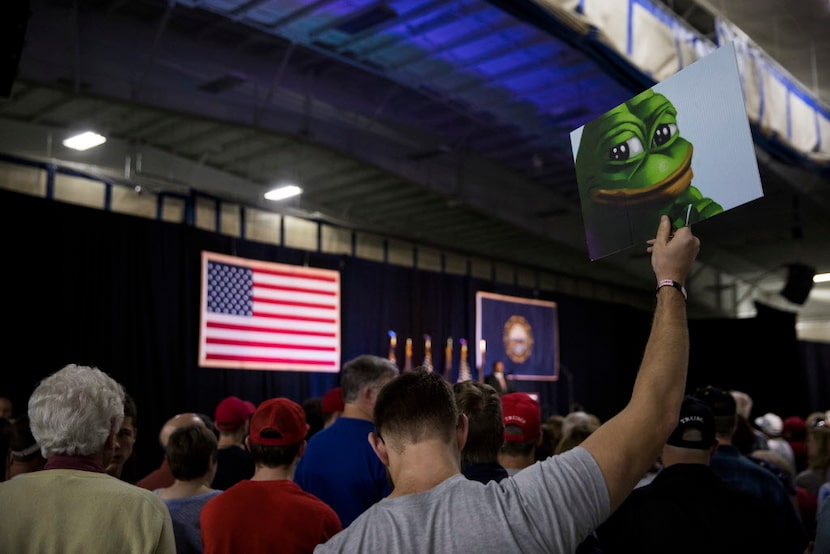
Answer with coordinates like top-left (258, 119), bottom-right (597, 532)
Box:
top-left (503, 315), bottom-right (533, 363)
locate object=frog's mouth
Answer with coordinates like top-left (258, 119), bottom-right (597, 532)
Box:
top-left (590, 146), bottom-right (693, 206)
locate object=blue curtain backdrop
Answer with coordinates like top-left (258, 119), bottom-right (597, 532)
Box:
top-left (0, 188), bottom-right (820, 481)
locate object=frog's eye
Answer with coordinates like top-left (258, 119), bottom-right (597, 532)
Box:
top-left (608, 136), bottom-right (644, 161)
top-left (653, 123), bottom-right (678, 147)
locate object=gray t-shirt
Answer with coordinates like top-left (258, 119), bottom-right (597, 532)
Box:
top-left (316, 446), bottom-right (609, 553)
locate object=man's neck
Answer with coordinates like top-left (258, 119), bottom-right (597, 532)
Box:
top-left (715, 435), bottom-right (733, 446)
top-left (342, 403), bottom-right (372, 422)
top-left (45, 452), bottom-right (107, 472)
top-left (497, 452), bottom-right (535, 471)
top-left (217, 433), bottom-right (245, 448)
top-left (251, 464), bottom-right (294, 481)
top-left (387, 439), bottom-right (460, 498)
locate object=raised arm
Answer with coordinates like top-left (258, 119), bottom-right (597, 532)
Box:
top-left (581, 215), bottom-right (700, 511)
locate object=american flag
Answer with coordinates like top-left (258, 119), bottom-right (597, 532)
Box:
top-left (198, 252), bottom-right (340, 372)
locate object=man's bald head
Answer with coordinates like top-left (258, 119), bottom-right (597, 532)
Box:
top-left (159, 413), bottom-right (206, 447)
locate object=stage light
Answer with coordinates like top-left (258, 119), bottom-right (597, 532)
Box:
top-left (264, 184), bottom-right (302, 201)
top-left (63, 131), bottom-right (107, 151)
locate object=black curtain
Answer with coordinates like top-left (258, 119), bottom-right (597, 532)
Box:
top-left (1, 188), bottom-right (825, 480)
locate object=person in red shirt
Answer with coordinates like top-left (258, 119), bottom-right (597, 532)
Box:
top-left (200, 398), bottom-right (342, 553)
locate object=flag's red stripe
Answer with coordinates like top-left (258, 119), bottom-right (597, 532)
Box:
top-left (254, 296), bottom-right (336, 310)
top-left (253, 267), bottom-right (336, 283)
top-left (254, 282), bottom-right (337, 296)
top-left (205, 338), bottom-right (336, 351)
top-left (206, 321), bottom-right (336, 337)
top-left (251, 311), bottom-right (336, 324)
top-left (205, 353), bottom-right (336, 366)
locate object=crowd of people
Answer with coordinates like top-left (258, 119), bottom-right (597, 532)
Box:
top-left (1, 217), bottom-right (829, 553)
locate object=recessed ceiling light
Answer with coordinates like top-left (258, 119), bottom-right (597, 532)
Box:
top-left (63, 131), bottom-right (107, 151)
top-left (264, 184), bottom-right (303, 201)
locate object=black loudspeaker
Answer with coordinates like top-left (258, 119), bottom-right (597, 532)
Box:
top-left (780, 263), bottom-right (816, 305)
top-left (0, 0), bottom-right (31, 98)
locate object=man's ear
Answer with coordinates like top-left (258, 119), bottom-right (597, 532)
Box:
top-left (105, 431), bottom-right (118, 452)
top-left (361, 385), bottom-right (376, 404)
top-left (456, 413), bottom-right (469, 452)
top-left (535, 429), bottom-right (543, 447)
top-left (244, 436), bottom-right (251, 451)
top-left (368, 432), bottom-right (389, 466)
top-left (108, 418), bottom-right (120, 449)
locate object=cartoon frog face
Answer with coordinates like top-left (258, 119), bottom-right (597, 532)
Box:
top-left (575, 89), bottom-right (693, 206)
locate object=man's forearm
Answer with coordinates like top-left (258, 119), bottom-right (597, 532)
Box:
top-left (632, 286), bottom-right (689, 438)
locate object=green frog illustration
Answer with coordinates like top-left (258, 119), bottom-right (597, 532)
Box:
top-left (574, 89), bottom-right (722, 259)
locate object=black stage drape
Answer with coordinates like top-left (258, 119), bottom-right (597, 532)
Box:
top-left (0, 188), bottom-right (825, 479)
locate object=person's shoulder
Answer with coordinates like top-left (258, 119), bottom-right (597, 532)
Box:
top-left (93, 475), bottom-right (172, 517)
top-left (279, 481), bottom-right (341, 517)
top-left (301, 489), bottom-right (340, 516)
top-left (310, 417), bottom-right (373, 446)
top-left (300, 428), bottom-right (334, 459)
top-left (740, 455), bottom-right (784, 481)
top-left (608, 480), bottom-right (653, 512)
top-left (200, 484), bottom-right (241, 513)
top-left (0, 470), bottom-right (43, 493)
top-left (719, 479), bottom-right (769, 507)
top-left (336, 416), bottom-right (374, 430)
top-left (795, 468), bottom-right (816, 481)
top-left (168, 489), bottom-right (223, 506)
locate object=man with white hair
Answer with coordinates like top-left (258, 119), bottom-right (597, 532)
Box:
top-left (0, 364), bottom-right (175, 553)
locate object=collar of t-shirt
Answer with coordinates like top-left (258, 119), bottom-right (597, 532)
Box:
top-left (45, 454), bottom-right (106, 473)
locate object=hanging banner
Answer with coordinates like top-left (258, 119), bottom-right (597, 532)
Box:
top-left (475, 292), bottom-right (559, 381)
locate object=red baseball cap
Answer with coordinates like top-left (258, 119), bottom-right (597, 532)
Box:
top-left (214, 396), bottom-right (255, 432)
top-left (321, 387), bottom-right (344, 415)
top-left (501, 392), bottom-right (541, 443)
top-left (249, 398), bottom-right (309, 446)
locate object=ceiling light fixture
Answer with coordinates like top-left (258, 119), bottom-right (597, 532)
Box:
top-left (264, 184), bottom-right (303, 202)
top-left (814, 273), bottom-right (830, 284)
top-left (63, 131), bottom-right (107, 151)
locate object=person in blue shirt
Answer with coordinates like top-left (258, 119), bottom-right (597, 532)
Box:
top-left (294, 354), bottom-right (398, 526)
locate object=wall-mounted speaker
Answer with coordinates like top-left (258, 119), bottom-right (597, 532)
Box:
top-left (780, 263), bottom-right (815, 305)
